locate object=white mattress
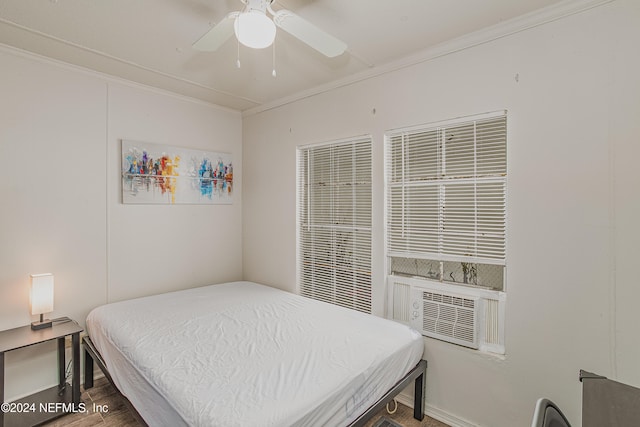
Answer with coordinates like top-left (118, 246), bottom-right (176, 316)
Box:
top-left (86, 281), bottom-right (424, 427)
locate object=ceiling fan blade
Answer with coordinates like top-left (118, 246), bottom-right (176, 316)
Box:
top-left (272, 9), bottom-right (346, 58)
top-left (193, 12), bottom-right (239, 52)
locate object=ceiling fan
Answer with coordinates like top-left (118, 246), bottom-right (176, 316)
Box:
top-left (193, 0), bottom-right (347, 58)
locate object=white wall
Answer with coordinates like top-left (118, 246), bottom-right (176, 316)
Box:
top-left (242, 1), bottom-right (640, 426)
top-left (0, 47), bottom-right (243, 400)
top-left (106, 82), bottom-right (243, 302)
top-left (610, 0), bottom-right (640, 392)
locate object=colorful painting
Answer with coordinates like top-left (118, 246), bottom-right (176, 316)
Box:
top-left (122, 140), bottom-right (233, 204)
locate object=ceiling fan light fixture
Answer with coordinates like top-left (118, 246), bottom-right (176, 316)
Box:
top-left (234, 10), bottom-right (276, 49)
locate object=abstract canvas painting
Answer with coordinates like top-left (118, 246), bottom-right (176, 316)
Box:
top-left (122, 140), bottom-right (233, 204)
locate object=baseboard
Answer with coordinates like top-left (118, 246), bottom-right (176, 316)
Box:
top-left (394, 391), bottom-right (478, 427)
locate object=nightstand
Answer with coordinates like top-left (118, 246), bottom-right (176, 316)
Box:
top-left (0, 319), bottom-right (83, 427)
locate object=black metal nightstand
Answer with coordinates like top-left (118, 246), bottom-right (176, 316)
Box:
top-left (0, 319), bottom-right (83, 427)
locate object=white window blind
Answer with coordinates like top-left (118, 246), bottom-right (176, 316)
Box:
top-left (297, 137), bottom-right (372, 313)
top-left (386, 113), bottom-right (506, 284)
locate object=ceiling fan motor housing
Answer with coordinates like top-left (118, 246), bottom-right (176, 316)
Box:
top-left (235, 0), bottom-right (277, 49)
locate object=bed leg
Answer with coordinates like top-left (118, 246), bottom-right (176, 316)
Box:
top-left (84, 346), bottom-right (94, 389)
top-left (413, 370), bottom-right (425, 421)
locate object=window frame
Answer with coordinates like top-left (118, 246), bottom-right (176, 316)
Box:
top-left (296, 135), bottom-right (373, 313)
top-left (384, 111), bottom-right (507, 292)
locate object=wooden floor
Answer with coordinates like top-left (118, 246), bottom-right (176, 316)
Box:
top-left (363, 402), bottom-right (450, 427)
top-left (41, 377), bottom-right (141, 427)
top-left (41, 376), bottom-right (449, 427)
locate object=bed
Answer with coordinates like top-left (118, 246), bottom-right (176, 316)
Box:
top-left (83, 281), bottom-right (426, 426)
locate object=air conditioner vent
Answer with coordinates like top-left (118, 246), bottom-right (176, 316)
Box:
top-left (417, 290), bottom-right (479, 349)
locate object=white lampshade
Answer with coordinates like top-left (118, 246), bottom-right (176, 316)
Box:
top-left (234, 10), bottom-right (276, 49)
top-left (30, 273), bottom-right (54, 315)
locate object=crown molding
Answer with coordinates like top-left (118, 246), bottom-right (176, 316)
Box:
top-left (242, 0), bottom-right (615, 117)
top-left (0, 16), bottom-right (259, 111)
top-left (0, 41), bottom-right (245, 115)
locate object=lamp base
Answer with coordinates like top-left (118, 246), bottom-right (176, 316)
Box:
top-left (31, 319), bottom-right (52, 330)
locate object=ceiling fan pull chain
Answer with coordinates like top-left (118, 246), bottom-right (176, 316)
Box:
top-left (272, 39), bottom-right (277, 77)
top-left (236, 35), bottom-right (241, 68)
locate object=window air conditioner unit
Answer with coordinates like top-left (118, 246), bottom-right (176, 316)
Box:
top-left (389, 275), bottom-right (505, 353)
top-left (410, 287), bottom-right (480, 349)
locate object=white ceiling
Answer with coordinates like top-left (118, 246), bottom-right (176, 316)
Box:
top-left (0, 0), bottom-right (576, 112)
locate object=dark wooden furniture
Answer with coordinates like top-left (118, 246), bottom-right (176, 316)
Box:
top-left (0, 319), bottom-right (82, 427)
top-left (580, 369), bottom-right (640, 427)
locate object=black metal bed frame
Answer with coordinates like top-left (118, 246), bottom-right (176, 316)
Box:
top-left (83, 335), bottom-right (427, 426)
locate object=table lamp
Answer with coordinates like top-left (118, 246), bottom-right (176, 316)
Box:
top-left (30, 273), bottom-right (54, 330)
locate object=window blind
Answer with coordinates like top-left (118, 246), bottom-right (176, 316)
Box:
top-left (386, 113), bottom-right (507, 266)
top-left (297, 137), bottom-right (372, 313)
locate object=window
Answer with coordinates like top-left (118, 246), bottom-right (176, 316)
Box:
top-left (385, 112), bottom-right (507, 353)
top-left (385, 112), bottom-right (507, 290)
top-left (297, 136), bottom-right (372, 313)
